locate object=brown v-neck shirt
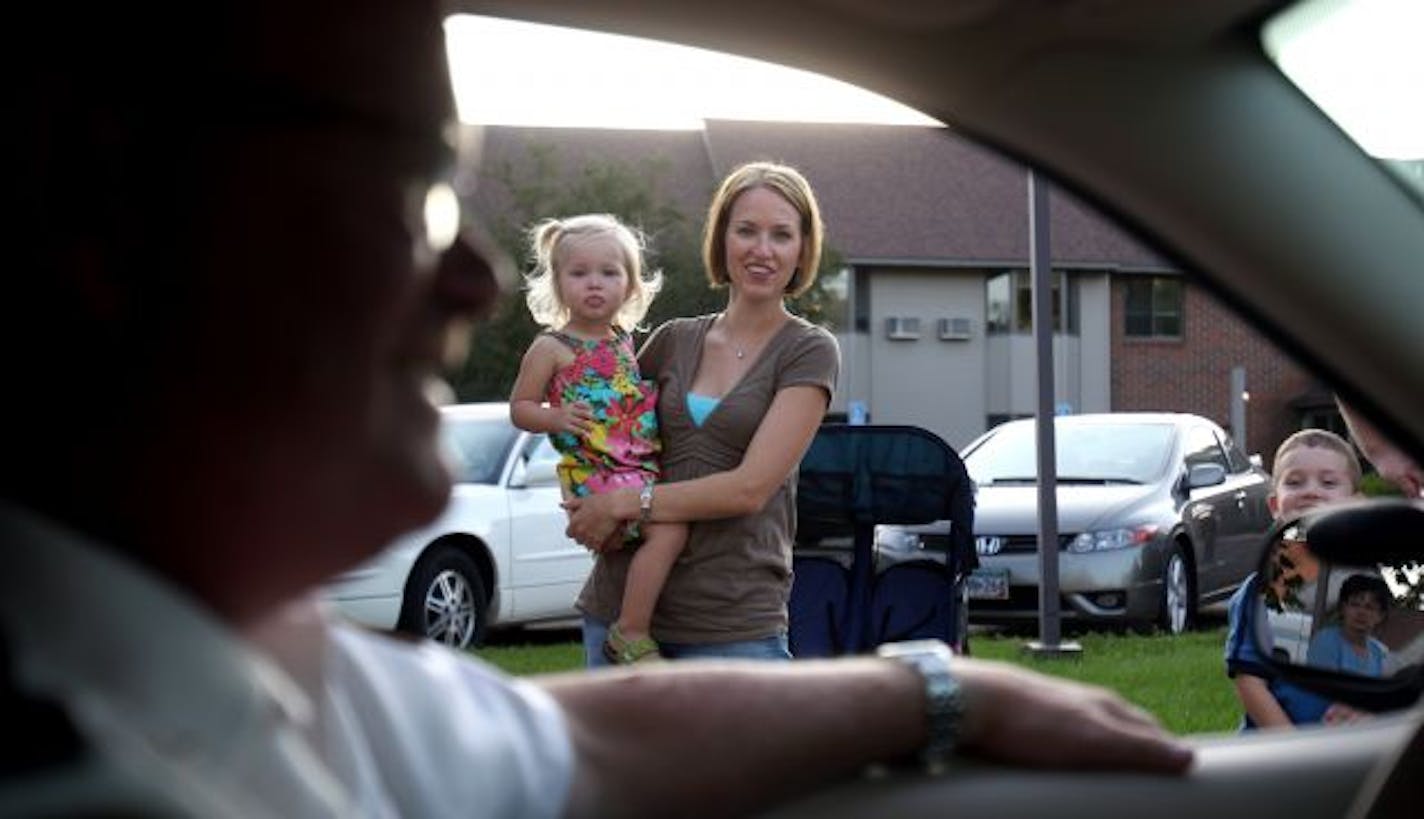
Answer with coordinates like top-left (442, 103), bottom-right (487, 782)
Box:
top-left (576, 313), bottom-right (839, 644)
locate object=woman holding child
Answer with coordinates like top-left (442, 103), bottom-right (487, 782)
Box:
top-left (564, 161), bottom-right (840, 664)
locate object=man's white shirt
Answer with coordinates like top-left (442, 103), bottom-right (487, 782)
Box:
top-left (0, 504), bottom-right (574, 818)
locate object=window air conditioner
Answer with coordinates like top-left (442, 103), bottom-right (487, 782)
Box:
top-left (938, 317), bottom-right (972, 341)
top-left (885, 316), bottom-right (921, 340)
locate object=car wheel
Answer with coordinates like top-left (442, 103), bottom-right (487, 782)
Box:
top-left (1158, 544), bottom-right (1194, 635)
top-left (397, 544), bottom-right (487, 649)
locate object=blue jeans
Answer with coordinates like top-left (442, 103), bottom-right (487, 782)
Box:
top-left (582, 616), bottom-right (792, 668)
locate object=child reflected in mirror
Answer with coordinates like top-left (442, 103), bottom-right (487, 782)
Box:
top-left (1306, 573), bottom-right (1392, 676)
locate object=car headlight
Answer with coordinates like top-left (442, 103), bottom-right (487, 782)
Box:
top-left (874, 525), bottom-right (922, 554)
top-left (1067, 525), bottom-right (1160, 553)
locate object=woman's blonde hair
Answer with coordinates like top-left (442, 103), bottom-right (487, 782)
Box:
top-left (702, 161), bottom-right (824, 298)
top-left (523, 213), bottom-right (663, 331)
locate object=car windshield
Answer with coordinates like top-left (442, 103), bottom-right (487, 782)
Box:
top-left (441, 416), bottom-right (517, 485)
top-left (966, 422), bottom-right (1174, 486)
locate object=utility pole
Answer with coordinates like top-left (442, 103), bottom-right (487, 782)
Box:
top-left (1026, 170), bottom-right (1081, 659)
top-left (1230, 366), bottom-right (1248, 452)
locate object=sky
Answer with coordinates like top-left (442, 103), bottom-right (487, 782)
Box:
top-left (443, 15), bottom-right (940, 130)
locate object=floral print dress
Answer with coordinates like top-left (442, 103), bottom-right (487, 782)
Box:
top-left (544, 329), bottom-right (661, 500)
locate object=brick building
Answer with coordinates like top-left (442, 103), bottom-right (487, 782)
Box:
top-left (1111, 279), bottom-right (1319, 465)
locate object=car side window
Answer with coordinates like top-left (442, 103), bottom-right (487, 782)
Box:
top-left (525, 434), bottom-right (560, 469)
top-left (1218, 432), bottom-right (1253, 474)
top-left (1183, 426), bottom-right (1229, 471)
top-left (441, 419), bottom-right (518, 485)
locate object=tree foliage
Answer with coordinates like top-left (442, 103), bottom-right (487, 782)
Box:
top-left (449, 141), bottom-right (842, 401)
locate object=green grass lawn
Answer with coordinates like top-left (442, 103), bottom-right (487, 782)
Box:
top-left (971, 628), bottom-right (1240, 735)
top-left (476, 626), bottom-right (1242, 736)
top-left (476, 639), bottom-right (586, 676)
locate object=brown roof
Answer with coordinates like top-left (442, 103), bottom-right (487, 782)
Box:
top-left (470, 121), bottom-right (1169, 270)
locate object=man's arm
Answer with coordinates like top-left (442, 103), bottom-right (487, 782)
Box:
top-left (541, 657), bottom-right (1193, 818)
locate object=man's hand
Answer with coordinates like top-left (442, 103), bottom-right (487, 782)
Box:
top-left (955, 660), bottom-right (1194, 772)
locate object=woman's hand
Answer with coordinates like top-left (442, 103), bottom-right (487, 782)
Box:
top-left (563, 490), bottom-right (633, 551)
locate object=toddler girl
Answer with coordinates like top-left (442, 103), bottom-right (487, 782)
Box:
top-left (509, 214), bottom-right (684, 664)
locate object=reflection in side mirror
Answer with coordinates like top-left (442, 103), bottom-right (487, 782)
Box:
top-left (1254, 500), bottom-right (1424, 686)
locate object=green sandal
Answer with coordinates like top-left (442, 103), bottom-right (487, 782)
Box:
top-left (603, 624), bottom-right (661, 665)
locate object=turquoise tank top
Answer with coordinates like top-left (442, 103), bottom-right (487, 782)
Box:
top-left (686, 392), bottom-right (719, 427)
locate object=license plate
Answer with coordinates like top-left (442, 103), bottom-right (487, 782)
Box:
top-left (967, 568), bottom-right (1010, 600)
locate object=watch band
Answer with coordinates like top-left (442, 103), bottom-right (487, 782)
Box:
top-left (876, 639), bottom-right (964, 766)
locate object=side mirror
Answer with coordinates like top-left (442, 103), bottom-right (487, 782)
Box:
top-left (1185, 462), bottom-right (1227, 490)
top-left (1251, 499), bottom-right (1424, 712)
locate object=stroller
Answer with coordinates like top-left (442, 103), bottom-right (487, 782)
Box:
top-left (789, 424), bottom-right (976, 656)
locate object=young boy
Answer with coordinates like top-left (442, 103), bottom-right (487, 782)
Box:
top-left (1224, 429), bottom-right (1361, 729)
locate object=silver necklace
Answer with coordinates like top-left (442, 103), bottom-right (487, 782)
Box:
top-left (722, 314), bottom-right (746, 359)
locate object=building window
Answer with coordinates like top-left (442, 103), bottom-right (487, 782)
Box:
top-left (1124, 276), bottom-right (1183, 338)
top-left (986, 270), bottom-right (1078, 335)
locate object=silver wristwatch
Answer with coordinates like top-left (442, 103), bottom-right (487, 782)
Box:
top-left (876, 639), bottom-right (964, 766)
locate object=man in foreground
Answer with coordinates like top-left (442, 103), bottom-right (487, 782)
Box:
top-left (3, 2), bottom-right (1192, 816)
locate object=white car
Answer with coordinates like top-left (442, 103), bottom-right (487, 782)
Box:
top-left (324, 403), bottom-right (592, 648)
top-left (1266, 607), bottom-right (1314, 665)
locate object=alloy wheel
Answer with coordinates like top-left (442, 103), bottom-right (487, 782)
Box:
top-left (1164, 552), bottom-right (1189, 635)
top-left (424, 568), bottom-right (477, 647)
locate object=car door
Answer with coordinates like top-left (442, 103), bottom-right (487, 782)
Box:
top-left (1180, 424), bottom-right (1242, 599)
top-left (502, 433), bottom-right (594, 619)
top-left (1216, 428), bottom-right (1274, 589)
